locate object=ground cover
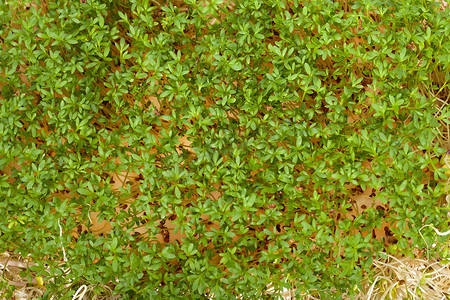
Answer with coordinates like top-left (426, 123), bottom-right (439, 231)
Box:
top-left (0, 0), bottom-right (449, 298)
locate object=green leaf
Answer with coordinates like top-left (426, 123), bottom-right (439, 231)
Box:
top-left (77, 188), bottom-right (91, 195)
top-left (304, 62), bottom-right (311, 75)
top-left (230, 61), bottom-right (243, 71)
top-left (244, 194), bottom-right (256, 208)
top-left (161, 247), bottom-right (176, 260)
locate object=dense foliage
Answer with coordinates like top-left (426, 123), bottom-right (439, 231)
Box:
top-left (1, 0), bottom-right (449, 298)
